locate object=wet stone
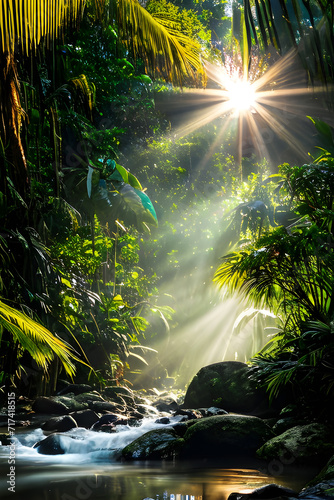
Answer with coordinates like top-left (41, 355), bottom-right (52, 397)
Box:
top-left (41, 415), bottom-right (78, 434)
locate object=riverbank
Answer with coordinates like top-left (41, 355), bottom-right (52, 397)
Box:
top-left (1, 361), bottom-right (334, 499)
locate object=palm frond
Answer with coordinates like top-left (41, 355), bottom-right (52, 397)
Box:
top-left (1, 0), bottom-right (85, 55)
top-left (116, 0), bottom-right (203, 85)
top-left (0, 300), bottom-right (79, 376)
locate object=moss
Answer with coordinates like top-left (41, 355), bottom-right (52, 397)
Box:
top-left (122, 428), bottom-right (180, 460)
top-left (257, 423), bottom-right (334, 465)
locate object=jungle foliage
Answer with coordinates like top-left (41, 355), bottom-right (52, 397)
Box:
top-left (214, 158), bottom-right (334, 414)
top-left (0, 0), bottom-right (211, 395)
top-left (1, 0), bottom-right (334, 413)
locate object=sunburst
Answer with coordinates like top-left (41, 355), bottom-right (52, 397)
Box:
top-left (165, 50), bottom-right (333, 169)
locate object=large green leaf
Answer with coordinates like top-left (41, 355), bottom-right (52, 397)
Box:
top-left (119, 184), bottom-right (158, 231)
top-left (0, 300), bottom-right (79, 377)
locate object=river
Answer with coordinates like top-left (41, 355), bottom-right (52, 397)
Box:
top-left (0, 418), bottom-right (316, 500)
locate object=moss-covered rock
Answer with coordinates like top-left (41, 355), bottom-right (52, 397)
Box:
top-left (74, 392), bottom-right (105, 404)
top-left (305, 455), bottom-right (334, 486)
top-left (55, 395), bottom-right (88, 412)
top-left (299, 479), bottom-right (334, 499)
top-left (179, 414), bottom-right (274, 461)
top-left (122, 427), bottom-right (182, 460)
top-left (32, 396), bottom-right (70, 415)
top-left (257, 423), bottom-right (334, 466)
top-left (183, 362), bottom-right (272, 416)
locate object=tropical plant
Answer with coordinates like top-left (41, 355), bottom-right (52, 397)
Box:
top-left (0, 0), bottom-right (209, 394)
top-left (0, 299), bottom-right (79, 389)
top-left (214, 158), bottom-right (334, 411)
top-left (240, 0), bottom-right (334, 84)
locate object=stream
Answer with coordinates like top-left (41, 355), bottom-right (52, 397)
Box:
top-left (0, 418), bottom-right (315, 500)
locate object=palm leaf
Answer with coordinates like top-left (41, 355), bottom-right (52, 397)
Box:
top-left (116, 0), bottom-right (203, 85)
top-left (0, 300), bottom-right (79, 376)
top-left (1, 0), bottom-right (85, 55)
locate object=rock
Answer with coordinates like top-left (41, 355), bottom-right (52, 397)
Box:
top-left (41, 415), bottom-right (78, 434)
top-left (55, 395), bottom-right (88, 412)
top-left (303, 455), bottom-right (334, 486)
top-left (103, 386), bottom-right (136, 406)
top-left (174, 409), bottom-right (202, 421)
top-left (153, 396), bottom-right (179, 413)
top-left (299, 479), bottom-right (334, 499)
top-left (89, 401), bottom-right (121, 413)
top-left (0, 433), bottom-right (11, 445)
top-left (74, 392), bottom-right (105, 404)
top-left (70, 409), bottom-right (99, 428)
top-left (180, 414), bottom-right (274, 463)
top-left (91, 413), bottom-right (129, 431)
top-left (256, 423), bottom-right (334, 467)
top-left (183, 361), bottom-right (272, 416)
top-left (155, 417), bottom-right (170, 425)
top-left (206, 407), bottom-right (229, 416)
top-left (272, 417), bottom-right (306, 435)
top-left (228, 483), bottom-right (298, 499)
top-left (57, 384), bottom-right (93, 396)
top-left (32, 396), bottom-right (69, 415)
top-left (172, 422), bottom-right (188, 438)
top-left (122, 427), bottom-right (181, 460)
top-left (33, 434), bottom-right (66, 454)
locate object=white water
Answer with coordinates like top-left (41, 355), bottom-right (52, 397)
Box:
top-left (0, 417), bottom-right (183, 464)
top-left (0, 417), bottom-right (315, 500)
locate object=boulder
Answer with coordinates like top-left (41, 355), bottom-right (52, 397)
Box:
top-left (57, 383), bottom-right (93, 396)
top-left (152, 396), bottom-right (179, 413)
top-left (272, 417), bottom-right (306, 435)
top-left (41, 415), bottom-right (78, 434)
top-left (155, 417), bottom-right (171, 425)
top-left (183, 361), bottom-right (271, 416)
top-left (122, 427), bottom-right (181, 460)
top-left (91, 413), bottom-right (129, 431)
top-left (74, 391), bottom-right (105, 404)
top-left (103, 386), bottom-right (136, 406)
top-left (204, 407), bottom-right (229, 417)
top-left (55, 395), bottom-right (88, 412)
top-left (298, 479), bottom-right (334, 499)
top-left (0, 433), bottom-right (11, 445)
top-left (174, 409), bottom-right (203, 421)
top-left (180, 414), bottom-right (274, 463)
top-left (32, 396), bottom-right (69, 415)
top-left (33, 434), bottom-right (66, 454)
top-left (228, 483), bottom-right (298, 499)
top-left (89, 401), bottom-right (121, 413)
top-left (69, 409), bottom-right (99, 428)
top-left (257, 423), bottom-right (334, 467)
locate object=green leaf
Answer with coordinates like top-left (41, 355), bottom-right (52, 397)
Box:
top-left (0, 300), bottom-right (79, 377)
top-left (120, 185), bottom-right (158, 230)
top-left (115, 163), bottom-right (143, 190)
top-left (133, 189), bottom-right (158, 223)
top-left (308, 116), bottom-right (333, 144)
top-left (61, 277), bottom-right (72, 288)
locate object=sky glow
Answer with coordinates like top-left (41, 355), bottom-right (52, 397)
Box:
top-left (169, 50), bottom-right (333, 166)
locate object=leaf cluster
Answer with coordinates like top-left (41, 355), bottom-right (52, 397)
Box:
top-left (214, 158), bottom-right (334, 412)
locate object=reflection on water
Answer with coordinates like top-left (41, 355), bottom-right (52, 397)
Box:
top-left (0, 459), bottom-right (312, 500)
top-left (0, 423), bottom-right (314, 500)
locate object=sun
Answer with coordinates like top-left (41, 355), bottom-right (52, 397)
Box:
top-left (226, 79), bottom-right (257, 112)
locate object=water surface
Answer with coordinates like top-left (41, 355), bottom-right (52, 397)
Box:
top-left (0, 420), bottom-right (315, 500)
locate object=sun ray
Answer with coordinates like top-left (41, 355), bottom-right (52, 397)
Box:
top-left (164, 49), bottom-right (334, 166)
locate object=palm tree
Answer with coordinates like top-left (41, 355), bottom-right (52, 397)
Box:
top-left (0, 0), bottom-right (203, 184)
top-left (241, 0), bottom-right (334, 84)
top-left (0, 0), bottom-right (204, 389)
